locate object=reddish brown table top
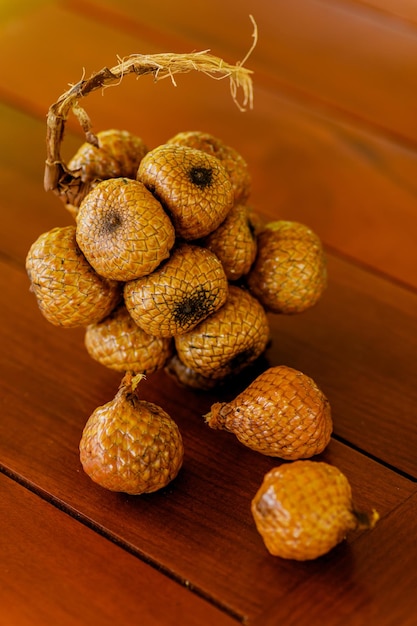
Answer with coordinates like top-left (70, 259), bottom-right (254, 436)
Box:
top-left (1, 1), bottom-right (416, 624)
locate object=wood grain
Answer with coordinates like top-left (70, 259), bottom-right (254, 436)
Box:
top-left (0, 258), bottom-right (415, 620)
top-left (0, 473), bottom-right (239, 626)
top-left (356, 0), bottom-right (417, 23)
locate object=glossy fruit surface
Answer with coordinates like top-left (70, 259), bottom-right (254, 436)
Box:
top-left (203, 204), bottom-right (257, 280)
top-left (65, 129), bottom-right (148, 213)
top-left (251, 460), bottom-right (379, 560)
top-left (138, 143), bottom-right (234, 240)
top-left (25, 225), bottom-right (120, 327)
top-left (124, 243), bottom-right (228, 337)
top-left (247, 220), bottom-right (327, 314)
top-left (205, 365), bottom-right (332, 458)
top-left (80, 373), bottom-right (184, 494)
top-left (175, 285), bottom-right (270, 380)
top-left (76, 177), bottom-right (175, 281)
top-left (167, 130), bottom-right (251, 204)
top-left (85, 304), bottom-right (173, 373)
top-left (68, 129), bottom-right (147, 183)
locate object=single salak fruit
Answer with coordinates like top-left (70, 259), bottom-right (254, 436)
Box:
top-left (65, 129), bottom-right (148, 216)
top-left (85, 304), bottom-right (173, 373)
top-left (205, 365), bottom-right (332, 458)
top-left (26, 225), bottom-right (120, 327)
top-left (247, 221), bottom-right (327, 314)
top-left (76, 178), bottom-right (175, 281)
top-left (202, 203), bottom-right (258, 280)
top-left (251, 460), bottom-right (379, 560)
top-left (137, 143), bottom-right (234, 240)
top-left (175, 285), bottom-right (270, 381)
top-left (167, 130), bottom-right (251, 204)
top-left (124, 243), bottom-right (228, 337)
top-left (79, 373), bottom-right (184, 494)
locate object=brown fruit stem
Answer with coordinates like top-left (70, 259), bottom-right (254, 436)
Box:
top-left (44, 17), bottom-right (257, 206)
top-left (353, 507), bottom-right (380, 530)
top-left (204, 402), bottom-right (228, 429)
top-left (117, 371), bottom-right (146, 401)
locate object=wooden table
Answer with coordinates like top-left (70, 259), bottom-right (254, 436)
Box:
top-left (1, 1), bottom-right (416, 624)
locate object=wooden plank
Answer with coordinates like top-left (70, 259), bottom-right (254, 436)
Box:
top-left (0, 258), bottom-right (415, 621)
top-left (252, 489), bottom-right (417, 625)
top-left (65, 0), bottom-right (417, 144)
top-left (0, 0), bottom-right (53, 22)
top-left (0, 473), bottom-right (239, 626)
top-left (355, 0), bottom-right (417, 24)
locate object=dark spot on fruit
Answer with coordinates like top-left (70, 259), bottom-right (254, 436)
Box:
top-left (189, 166), bottom-right (213, 188)
top-left (172, 287), bottom-right (217, 328)
top-left (103, 210), bottom-right (122, 234)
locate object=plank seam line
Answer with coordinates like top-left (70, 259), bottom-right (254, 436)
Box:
top-left (323, 242), bottom-right (417, 297)
top-left (0, 463), bottom-right (245, 624)
top-left (331, 434), bottom-right (417, 483)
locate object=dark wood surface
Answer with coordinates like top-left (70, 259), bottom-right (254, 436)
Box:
top-left (1, 1), bottom-right (416, 624)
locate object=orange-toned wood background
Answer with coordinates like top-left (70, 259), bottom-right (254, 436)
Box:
top-left (1, 1), bottom-right (416, 624)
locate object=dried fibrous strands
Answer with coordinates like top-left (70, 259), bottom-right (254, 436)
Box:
top-left (44, 16), bottom-right (257, 206)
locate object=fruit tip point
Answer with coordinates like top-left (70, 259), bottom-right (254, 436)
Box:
top-left (354, 507), bottom-right (380, 530)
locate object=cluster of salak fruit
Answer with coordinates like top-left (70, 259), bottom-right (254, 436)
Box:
top-left (26, 128), bottom-right (377, 560)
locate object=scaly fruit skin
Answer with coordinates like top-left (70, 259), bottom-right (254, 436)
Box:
top-left (76, 178), bottom-right (175, 281)
top-left (167, 130), bottom-right (251, 204)
top-left (65, 129), bottom-right (148, 214)
top-left (80, 373), bottom-right (184, 494)
top-left (205, 365), bottom-right (332, 458)
top-left (26, 225), bottom-right (121, 328)
top-left (175, 285), bottom-right (270, 380)
top-left (138, 143), bottom-right (234, 240)
top-left (251, 461), bottom-right (379, 560)
top-left (247, 221), bottom-right (327, 314)
top-left (85, 304), bottom-right (173, 373)
top-left (68, 129), bottom-right (148, 182)
top-left (124, 243), bottom-right (228, 337)
top-left (202, 204), bottom-right (257, 281)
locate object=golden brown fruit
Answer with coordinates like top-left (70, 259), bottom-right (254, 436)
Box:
top-left (167, 130), bottom-right (251, 204)
top-left (251, 460), bottom-right (379, 560)
top-left (175, 285), bottom-right (270, 380)
top-left (202, 203), bottom-right (257, 280)
top-left (124, 243), bottom-right (228, 337)
top-left (247, 221), bottom-right (327, 314)
top-left (205, 365), bottom-right (332, 458)
top-left (96, 128), bottom-right (148, 178)
top-left (79, 373), bottom-right (184, 494)
top-left (65, 129), bottom-right (148, 214)
top-left (26, 225), bottom-right (121, 328)
top-left (137, 143), bottom-right (234, 240)
top-left (85, 304), bottom-right (173, 373)
top-left (76, 178), bottom-right (175, 281)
